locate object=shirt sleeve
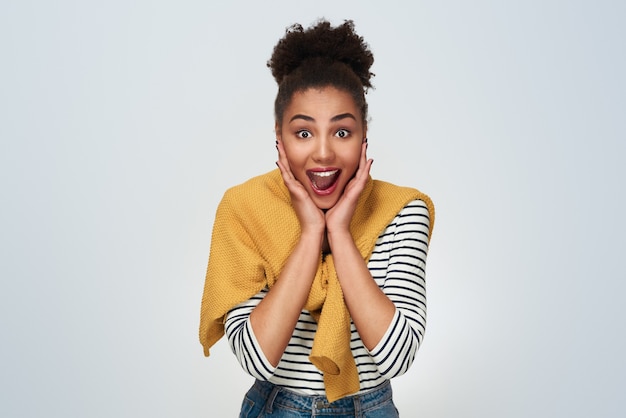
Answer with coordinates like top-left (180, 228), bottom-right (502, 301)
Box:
top-left (368, 199), bottom-right (430, 378)
top-left (224, 289), bottom-right (276, 381)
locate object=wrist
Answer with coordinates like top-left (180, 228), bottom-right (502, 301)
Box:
top-left (300, 226), bottom-right (325, 245)
top-left (326, 228), bottom-right (353, 248)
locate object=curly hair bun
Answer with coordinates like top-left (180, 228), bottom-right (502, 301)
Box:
top-left (267, 19), bottom-right (374, 89)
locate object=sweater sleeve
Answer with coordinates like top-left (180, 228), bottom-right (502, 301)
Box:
top-left (224, 289), bottom-right (276, 381)
top-left (368, 199), bottom-right (430, 378)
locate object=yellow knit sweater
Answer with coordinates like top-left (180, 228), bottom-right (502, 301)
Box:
top-left (199, 169), bottom-right (434, 402)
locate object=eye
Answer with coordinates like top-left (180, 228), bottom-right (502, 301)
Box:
top-left (296, 130), bottom-right (311, 139)
top-left (335, 129), bottom-right (350, 138)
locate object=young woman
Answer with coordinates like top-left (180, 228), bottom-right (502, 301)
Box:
top-left (199, 20), bottom-right (435, 417)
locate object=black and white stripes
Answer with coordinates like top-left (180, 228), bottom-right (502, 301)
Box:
top-left (225, 199), bottom-right (430, 395)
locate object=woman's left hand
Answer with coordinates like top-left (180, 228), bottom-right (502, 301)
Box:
top-left (325, 141), bottom-right (373, 234)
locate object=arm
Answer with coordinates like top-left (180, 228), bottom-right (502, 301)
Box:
top-left (368, 200), bottom-right (430, 377)
top-left (326, 142), bottom-right (430, 376)
top-left (225, 289), bottom-right (276, 380)
top-left (249, 229), bottom-right (323, 366)
top-left (248, 140), bottom-right (325, 366)
top-left (325, 141), bottom-right (392, 349)
top-left (328, 199), bottom-right (430, 350)
top-left (327, 230), bottom-right (396, 350)
top-left (332, 199), bottom-right (430, 374)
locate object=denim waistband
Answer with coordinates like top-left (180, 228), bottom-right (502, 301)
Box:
top-left (250, 379), bottom-right (393, 414)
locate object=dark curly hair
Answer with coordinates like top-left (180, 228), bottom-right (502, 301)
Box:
top-left (267, 19), bottom-right (375, 127)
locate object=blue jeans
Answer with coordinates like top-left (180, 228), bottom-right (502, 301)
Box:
top-left (239, 379), bottom-right (400, 417)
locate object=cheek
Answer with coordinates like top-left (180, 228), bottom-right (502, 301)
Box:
top-left (283, 147), bottom-right (303, 168)
top-left (344, 146), bottom-right (362, 169)
top-left (283, 148), bottom-right (308, 181)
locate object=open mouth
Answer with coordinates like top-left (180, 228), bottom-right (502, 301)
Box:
top-left (306, 169), bottom-right (341, 192)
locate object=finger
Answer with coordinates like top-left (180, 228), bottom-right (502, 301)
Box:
top-left (275, 140), bottom-right (295, 181)
top-left (344, 159), bottom-right (373, 202)
top-left (277, 161), bottom-right (300, 193)
top-left (353, 142), bottom-right (372, 183)
top-left (275, 141), bottom-right (311, 200)
top-left (276, 140), bottom-right (291, 170)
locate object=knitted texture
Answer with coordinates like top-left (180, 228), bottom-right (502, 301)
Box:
top-left (199, 169), bottom-right (434, 402)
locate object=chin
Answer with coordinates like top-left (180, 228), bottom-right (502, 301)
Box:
top-left (311, 193), bottom-right (341, 211)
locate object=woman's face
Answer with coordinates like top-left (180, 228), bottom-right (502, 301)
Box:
top-left (277, 86), bottom-right (366, 210)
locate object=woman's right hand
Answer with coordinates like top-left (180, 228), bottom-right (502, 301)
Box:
top-left (276, 139), bottom-right (326, 236)
top-left (249, 141), bottom-right (326, 366)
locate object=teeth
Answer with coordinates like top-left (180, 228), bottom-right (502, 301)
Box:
top-left (312, 170), bottom-right (338, 177)
top-left (308, 169), bottom-right (340, 191)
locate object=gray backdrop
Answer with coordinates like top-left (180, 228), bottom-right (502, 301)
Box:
top-left (2, 1), bottom-right (624, 417)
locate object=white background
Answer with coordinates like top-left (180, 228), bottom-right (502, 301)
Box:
top-left (1, 1), bottom-right (624, 417)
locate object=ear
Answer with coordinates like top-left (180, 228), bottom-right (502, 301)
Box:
top-left (362, 122), bottom-right (368, 142)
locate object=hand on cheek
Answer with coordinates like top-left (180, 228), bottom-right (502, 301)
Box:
top-left (326, 141), bottom-right (373, 233)
top-left (275, 139), bottom-right (326, 235)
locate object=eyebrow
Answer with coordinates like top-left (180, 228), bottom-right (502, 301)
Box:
top-left (289, 113), bottom-right (357, 123)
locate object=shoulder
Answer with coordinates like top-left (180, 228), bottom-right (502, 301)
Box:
top-left (214, 169), bottom-right (295, 229)
top-left (219, 169), bottom-right (289, 208)
top-left (396, 199), bottom-right (431, 231)
top-left (373, 180), bottom-right (433, 209)
top-left (378, 199), bottom-right (431, 251)
top-left (222, 169), bottom-right (283, 199)
top-left (372, 180), bottom-right (435, 233)
top-left (399, 199), bottom-right (430, 215)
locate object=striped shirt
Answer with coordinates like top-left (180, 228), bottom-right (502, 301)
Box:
top-left (224, 199), bottom-right (430, 395)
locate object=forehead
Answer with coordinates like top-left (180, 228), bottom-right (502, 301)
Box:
top-left (284, 87), bottom-right (359, 120)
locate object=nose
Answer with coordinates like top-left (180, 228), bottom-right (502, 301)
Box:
top-left (312, 135), bottom-right (335, 163)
